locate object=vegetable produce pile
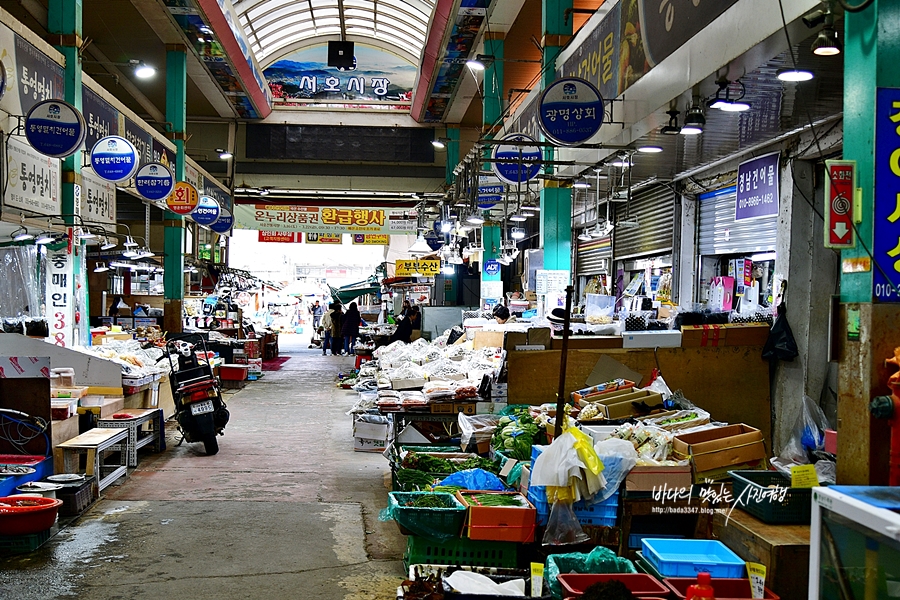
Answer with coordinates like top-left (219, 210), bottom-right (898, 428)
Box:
top-left (401, 452), bottom-right (500, 475)
top-left (462, 493), bottom-right (527, 507)
top-left (404, 494), bottom-right (457, 509)
top-left (491, 408), bottom-right (542, 461)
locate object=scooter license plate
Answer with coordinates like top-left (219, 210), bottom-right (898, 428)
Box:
top-left (189, 399), bottom-right (215, 416)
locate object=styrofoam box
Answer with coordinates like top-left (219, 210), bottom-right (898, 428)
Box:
top-left (353, 421), bottom-right (389, 441)
top-left (354, 437), bottom-right (388, 452)
top-left (621, 331), bottom-right (682, 348)
top-left (580, 424), bottom-right (619, 443)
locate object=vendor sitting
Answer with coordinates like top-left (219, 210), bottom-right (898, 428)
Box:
top-left (390, 314), bottom-right (413, 344)
top-left (492, 305), bottom-right (516, 324)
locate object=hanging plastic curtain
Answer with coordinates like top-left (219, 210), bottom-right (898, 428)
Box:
top-left (0, 244), bottom-right (44, 323)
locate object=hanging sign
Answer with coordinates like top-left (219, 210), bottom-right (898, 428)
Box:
top-left (259, 230), bottom-right (301, 243)
top-left (210, 207), bottom-right (234, 233)
top-left (477, 175), bottom-right (503, 208)
top-left (45, 246), bottom-right (75, 348)
top-left (82, 86), bottom-right (119, 152)
top-left (24, 99), bottom-right (86, 158)
top-left (192, 195), bottom-right (221, 226)
top-left (90, 135), bottom-right (140, 182)
top-left (396, 259), bottom-right (440, 277)
top-left (233, 203), bottom-right (418, 235)
top-left (538, 77), bottom-right (605, 146)
top-left (305, 233), bottom-right (342, 244)
top-left (735, 152), bottom-right (779, 221)
top-left (4, 135), bottom-right (61, 215)
top-left (492, 133), bottom-right (542, 185)
top-left (81, 168), bottom-right (115, 225)
top-left (165, 181), bottom-right (200, 215)
top-left (135, 162), bottom-right (175, 201)
top-left (874, 88), bottom-right (900, 302)
top-left (484, 260), bottom-right (501, 276)
top-left (824, 160), bottom-right (856, 249)
top-left (352, 234), bottom-right (389, 245)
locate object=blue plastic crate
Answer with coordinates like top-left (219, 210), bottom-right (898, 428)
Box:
top-left (640, 538), bottom-right (745, 578)
top-left (627, 532), bottom-right (683, 550)
top-left (528, 484), bottom-right (618, 527)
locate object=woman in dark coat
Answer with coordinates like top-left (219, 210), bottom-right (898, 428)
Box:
top-left (341, 302), bottom-right (361, 355)
top-left (390, 314), bottom-right (413, 344)
top-left (329, 304), bottom-right (343, 356)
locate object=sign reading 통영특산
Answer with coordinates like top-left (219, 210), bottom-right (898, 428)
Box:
top-left (234, 204), bottom-right (417, 235)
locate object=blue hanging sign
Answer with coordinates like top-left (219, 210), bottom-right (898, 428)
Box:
top-left (210, 207), bottom-right (234, 234)
top-left (24, 99), bottom-right (86, 158)
top-left (491, 133), bottom-right (542, 185)
top-left (484, 260), bottom-right (501, 276)
top-left (90, 135), bottom-right (140, 183)
top-left (134, 162), bottom-right (174, 201)
top-left (538, 77), bottom-right (604, 146)
top-left (192, 195), bottom-right (221, 226)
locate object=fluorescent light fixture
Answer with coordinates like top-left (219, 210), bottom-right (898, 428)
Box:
top-left (510, 227), bottom-right (525, 240)
top-left (35, 232), bottom-right (53, 245)
top-left (440, 220), bottom-right (454, 233)
top-left (217, 148), bottom-right (233, 159)
top-left (441, 265), bottom-right (454, 275)
top-left (131, 60), bottom-right (156, 79)
top-left (777, 68), bottom-right (814, 82)
top-left (466, 213), bottom-right (485, 225)
top-left (12, 228), bottom-right (33, 241)
top-left (101, 238), bottom-right (117, 250)
top-left (93, 262), bottom-right (109, 273)
top-left (508, 213), bottom-right (527, 222)
top-left (408, 234), bottom-right (433, 255)
top-left (638, 145), bottom-right (663, 154)
top-left (573, 179), bottom-right (591, 189)
top-left (431, 139), bottom-right (446, 149)
top-left (124, 236), bottom-right (138, 248)
top-left (750, 252), bottom-right (777, 262)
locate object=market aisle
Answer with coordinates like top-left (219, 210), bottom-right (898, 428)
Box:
top-left (0, 335), bottom-right (406, 600)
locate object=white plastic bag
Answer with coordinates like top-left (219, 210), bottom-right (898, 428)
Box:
top-left (444, 571), bottom-right (526, 596)
top-left (592, 438), bottom-right (638, 503)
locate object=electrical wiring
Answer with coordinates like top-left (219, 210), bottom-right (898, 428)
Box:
top-left (777, 0), bottom-right (899, 296)
top-left (0, 411), bottom-right (50, 456)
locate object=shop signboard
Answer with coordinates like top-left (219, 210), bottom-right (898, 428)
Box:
top-left (124, 116), bottom-right (154, 165)
top-left (874, 88), bottom-right (900, 302)
top-left (11, 33), bottom-right (65, 114)
top-left (46, 244), bottom-right (74, 348)
top-left (735, 152), bottom-right (779, 221)
top-left (396, 259), bottom-right (439, 277)
top-left (135, 162), bottom-right (175, 202)
top-left (23, 99), bottom-right (86, 158)
top-left (824, 160), bottom-right (856, 250)
top-left (82, 86), bottom-right (119, 152)
top-left (557, 2), bottom-right (620, 103)
top-left (90, 135), bottom-right (139, 183)
top-left (4, 135), bottom-right (60, 215)
top-left (477, 175), bottom-right (503, 208)
top-left (166, 181), bottom-right (200, 215)
top-left (151, 137), bottom-right (174, 168)
top-left (638, 0), bottom-right (739, 67)
top-left (80, 167), bottom-right (115, 225)
top-left (202, 178), bottom-right (232, 214)
top-left (305, 233), bottom-right (342, 244)
top-left (192, 195), bottom-right (221, 226)
top-left (259, 230), bottom-right (301, 243)
top-left (491, 133), bottom-right (542, 185)
top-left (210, 208), bottom-right (234, 233)
top-left (538, 77), bottom-right (604, 146)
top-left (234, 203), bottom-right (417, 235)
top-left (352, 234), bottom-right (389, 245)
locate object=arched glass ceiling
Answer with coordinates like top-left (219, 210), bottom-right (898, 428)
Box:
top-left (234, 0), bottom-right (436, 66)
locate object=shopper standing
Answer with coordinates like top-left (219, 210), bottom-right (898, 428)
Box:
top-left (312, 300), bottom-right (324, 329)
top-left (320, 304), bottom-right (335, 355)
top-left (341, 302), bottom-right (361, 355)
top-left (329, 304), bottom-right (343, 356)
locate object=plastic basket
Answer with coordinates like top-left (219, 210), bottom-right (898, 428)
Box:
top-left (388, 492), bottom-right (467, 539)
top-left (558, 573), bottom-right (669, 598)
top-left (729, 470), bottom-right (812, 524)
top-left (528, 484), bottom-right (619, 527)
top-left (57, 479), bottom-right (95, 517)
top-left (404, 536), bottom-right (517, 570)
top-left (664, 577), bottom-right (780, 600)
top-left (641, 539), bottom-right (745, 579)
top-left (0, 528), bottom-right (52, 555)
top-left (628, 532), bottom-right (683, 550)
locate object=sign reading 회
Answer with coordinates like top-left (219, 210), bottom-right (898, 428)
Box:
top-left (735, 152), bottom-right (779, 221)
top-left (166, 181), bottom-right (199, 215)
top-left (396, 259), bottom-right (439, 277)
top-left (234, 204), bottom-right (417, 235)
top-left (491, 133), bottom-right (542, 185)
top-left (538, 77), bottom-right (604, 146)
top-left (874, 88), bottom-right (900, 302)
top-left (824, 160), bottom-right (856, 249)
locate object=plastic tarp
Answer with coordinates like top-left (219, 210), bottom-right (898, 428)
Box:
top-left (0, 244), bottom-right (43, 320)
top-left (545, 547), bottom-right (636, 599)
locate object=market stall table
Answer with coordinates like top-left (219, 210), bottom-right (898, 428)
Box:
top-left (54, 427), bottom-right (129, 493)
top-left (97, 408), bottom-right (165, 467)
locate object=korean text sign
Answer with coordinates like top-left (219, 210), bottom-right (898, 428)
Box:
top-left (45, 246), bottom-right (74, 347)
top-left (874, 88), bottom-right (900, 302)
top-left (735, 152), bottom-right (779, 221)
top-left (234, 204), bottom-right (417, 235)
top-left (396, 259), bottom-right (439, 277)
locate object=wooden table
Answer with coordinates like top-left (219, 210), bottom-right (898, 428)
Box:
top-left (98, 408), bottom-right (164, 467)
top-left (618, 493), bottom-right (715, 559)
top-left (54, 427), bottom-right (128, 493)
top-left (711, 508), bottom-right (810, 599)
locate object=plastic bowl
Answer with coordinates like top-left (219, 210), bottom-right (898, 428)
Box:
top-left (16, 482), bottom-right (63, 499)
top-left (0, 496), bottom-right (63, 535)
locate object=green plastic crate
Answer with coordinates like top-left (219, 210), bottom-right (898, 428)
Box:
top-left (404, 536), bottom-right (518, 570)
top-left (388, 492), bottom-right (467, 539)
top-left (0, 528), bottom-right (52, 555)
top-left (729, 470), bottom-right (812, 524)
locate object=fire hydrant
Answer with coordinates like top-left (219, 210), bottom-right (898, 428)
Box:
top-left (869, 347), bottom-right (900, 486)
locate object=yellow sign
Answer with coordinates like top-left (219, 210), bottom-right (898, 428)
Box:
top-left (396, 259), bottom-right (440, 277)
top-left (352, 234), bottom-right (389, 245)
top-left (165, 181), bottom-right (199, 215)
top-left (746, 563), bottom-right (767, 599)
top-left (790, 464), bottom-right (820, 488)
top-left (305, 233), bottom-right (342, 244)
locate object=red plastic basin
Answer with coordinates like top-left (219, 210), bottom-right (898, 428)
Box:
top-left (664, 578), bottom-right (780, 600)
top-left (559, 573), bottom-right (670, 598)
top-left (0, 496), bottom-right (62, 535)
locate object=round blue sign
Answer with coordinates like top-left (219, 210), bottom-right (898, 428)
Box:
top-left (538, 77), bottom-right (605, 146)
top-left (192, 195), bottom-right (221, 226)
top-left (491, 133), bottom-right (542, 185)
top-left (24, 99), bottom-right (86, 158)
top-left (134, 162), bottom-right (175, 201)
top-left (90, 136), bottom-right (140, 183)
top-left (484, 260), bottom-right (501, 276)
top-left (209, 208), bottom-right (233, 234)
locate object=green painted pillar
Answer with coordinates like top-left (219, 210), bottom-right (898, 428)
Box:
top-left (164, 45), bottom-right (187, 332)
top-left (48, 0), bottom-right (82, 221)
top-left (483, 36), bottom-right (504, 132)
top-left (481, 224), bottom-right (502, 304)
top-left (837, 1), bottom-right (900, 485)
top-left (539, 0), bottom-right (573, 272)
top-left (445, 126), bottom-right (460, 185)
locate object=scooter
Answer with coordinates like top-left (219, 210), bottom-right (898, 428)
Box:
top-left (163, 334), bottom-right (229, 455)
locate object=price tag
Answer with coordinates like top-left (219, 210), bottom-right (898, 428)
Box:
top-left (746, 563), bottom-right (767, 599)
top-left (791, 464), bottom-right (820, 488)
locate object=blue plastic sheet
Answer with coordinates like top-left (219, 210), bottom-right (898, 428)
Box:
top-left (437, 468), bottom-right (507, 491)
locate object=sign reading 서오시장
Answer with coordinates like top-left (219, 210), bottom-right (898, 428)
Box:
top-left (396, 259), bottom-right (439, 277)
top-left (735, 152), bottom-right (779, 221)
top-left (234, 204), bottom-right (417, 235)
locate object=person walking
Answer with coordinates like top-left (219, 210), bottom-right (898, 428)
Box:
top-left (312, 301), bottom-right (324, 329)
top-left (341, 302), bottom-right (361, 355)
top-left (329, 304), bottom-right (343, 356)
top-left (320, 303), bottom-right (335, 355)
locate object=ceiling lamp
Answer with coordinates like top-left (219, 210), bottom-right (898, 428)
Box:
top-left (408, 234), bottom-right (433, 255)
top-left (660, 109), bottom-right (681, 135)
top-left (440, 219), bottom-right (454, 233)
top-left (509, 212), bottom-right (527, 222)
top-left (707, 79), bottom-right (751, 112)
top-left (577, 229), bottom-right (593, 242)
top-left (217, 149), bottom-right (233, 159)
top-left (122, 248), bottom-right (140, 258)
top-left (681, 106), bottom-right (705, 135)
top-left (101, 237), bottom-right (117, 250)
top-left (431, 138), bottom-right (447, 149)
top-left (638, 145), bottom-right (663, 154)
top-left (441, 264), bottom-right (454, 275)
top-left (592, 222), bottom-right (615, 238)
top-left (610, 155), bottom-right (632, 168)
top-left (35, 231), bottom-right (53, 245)
top-left (12, 227), bottom-right (33, 241)
top-left (521, 207), bottom-right (535, 217)
top-left (777, 68), bottom-right (814, 82)
top-left (573, 179), bottom-right (591, 189)
top-left (123, 235), bottom-right (138, 248)
top-left (510, 227), bottom-right (526, 240)
top-left (466, 56), bottom-right (487, 71)
top-left (466, 213), bottom-right (485, 225)
top-left (131, 60), bottom-right (156, 79)
top-left (812, 10), bottom-right (841, 56)
top-left (93, 262), bottom-right (110, 273)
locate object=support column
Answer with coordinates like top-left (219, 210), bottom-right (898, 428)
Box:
top-left (164, 45), bottom-right (187, 333)
top-left (480, 35), bottom-right (504, 305)
top-left (540, 0), bottom-right (573, 272)
top-left (837, 1), bottom-right (900, 484)
top-left (445, 126), bottom-right (460, 186)
top-left (48, 0), bottom-right (82, 219)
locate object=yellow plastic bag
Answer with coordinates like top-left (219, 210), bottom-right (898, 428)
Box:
top-left (562, 414), bottom-right (605, 476)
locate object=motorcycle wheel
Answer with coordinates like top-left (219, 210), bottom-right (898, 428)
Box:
top-left (203, 434), bottom-right (219, 455)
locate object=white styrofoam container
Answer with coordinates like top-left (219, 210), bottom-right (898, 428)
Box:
top-left (621, 331), bottom-right (682, 348)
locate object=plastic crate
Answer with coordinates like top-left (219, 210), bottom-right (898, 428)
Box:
top-left (0, 528), bottom-right (52, 555)
top-left (729, 470), bottom-right (812, 524)
top-left (404, 536), bottom-right (517, 570)
top-left (388, 492), bottom-right (467, 539)
top-left (57, 478), bottom-right (95, 517)
top-left (664, 577), bottom-right (780, 600)
top-left (641, 539), bottom-right (745, 579)
top-left (527, 484), bottom-right (619, 527)
top-left (628, 532), bottom-right (683, 550)
top-left (558, 573), bottom-right (669, 598)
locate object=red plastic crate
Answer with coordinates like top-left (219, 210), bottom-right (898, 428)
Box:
top-left (664, 578), bottom-right (779, 600)
top-left (559, 573), bottom-right (669, 598)
top-left (219, 365), bottom-right (248, 381)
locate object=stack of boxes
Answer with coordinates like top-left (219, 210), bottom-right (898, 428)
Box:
top-left (490, 382), bottom-right (508, 413)
top-left (242, 339), bottom-right (263, 377)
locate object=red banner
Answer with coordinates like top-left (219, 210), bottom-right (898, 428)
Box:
top-left (258, 230), bottom-right (301, 243)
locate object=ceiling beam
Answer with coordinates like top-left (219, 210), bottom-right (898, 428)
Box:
top-left (83, 45), bottom-right (166, 124)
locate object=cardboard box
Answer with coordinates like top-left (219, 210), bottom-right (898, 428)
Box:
top-left (77, 395), bottom-right (125, 418)
top-left (51, 415), bottom-right (80, 447)
top-left (625, 465), bottom-right (693, 492)
top-left (456, 490), bottom-right (536, 543)
top-left (353, 420), bottom-right (390, 441)
top-left (476, 402), bottom-right (495, 414)
top-left (723, 323), bottom-right (770, 346)
top-left (673, 424), bottom-right (767, 483)
top-left (579, 390), bottom-right (664, 420)
top-left (504, 332), bottom-right (528, 351)
top-left (392, 377), bottom-right (427, 390)
top-left (622, 330), bottom-right (682, 348)
top-left (473, 330), bottom-right (505, 349)
top-left (519, 464), bottom-right (531, 495)
top-left (552, 336), bottom-right (623, 350)
top-left (353, 437), bottom-right (388, 452)
top-left (528, 327), bottom-right (552, 348)
top-left (681, 325), bottom-right (727, 347)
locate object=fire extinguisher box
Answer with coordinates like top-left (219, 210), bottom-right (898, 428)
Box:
top-left (219, 364), bottom-right (249, 381)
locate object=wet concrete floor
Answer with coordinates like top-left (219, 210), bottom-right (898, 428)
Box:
top-left (0, 335), bottom-right (406, 599)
